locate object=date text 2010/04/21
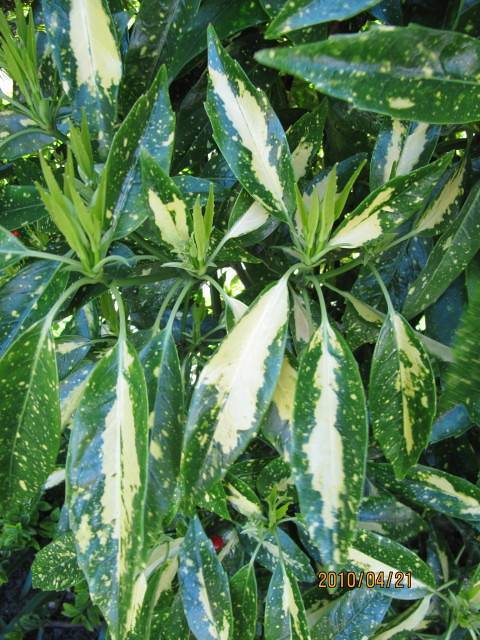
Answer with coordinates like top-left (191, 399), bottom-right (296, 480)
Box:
top-left (318, 571), bottom-right (413, 589)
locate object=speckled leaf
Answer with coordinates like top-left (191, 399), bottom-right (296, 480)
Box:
top-left (120, 0), bottom-right (201, 109)
top-left (225, 474), bottom-right (263, 519)
top-left (0, 186), bottom-right (47, 230)
top-left (67, 337), bottom-right (149, 640)
top-left (139, 327), bottom-right (184, 544)
top-left (287, 102), bottom-right (327, 182)
top-left (348, 530), bottom-right (435, 600)
top-left (230, 564), bottom-right (257, 640)
top-left (256, 25), bottom-right (480, 124)
top-left (328, 154), bottom-right (451, 251)
top-left (293, 317), bottom-right (368, 565)
top-left (370, 120), bottom-right (440, 190)
top-left (32, 532), bottom-right (83, 591)
top-left (60, 361), bottom-right (95, 428)
top-left (56, 336), bottom-right (91, 379)
top-left (264, 563), bottom-right (310, 640)
top-left (359, 496), bottom-right (426, 543)
top-left (369, 310), bottom-right (436, 479)
top-left (0, 225), bottom-right (30, 270)
top-left (43, 0), bottom-right (122, 154)
top-left (373, 595), bottom-right (432, 640)
top-left (181, 278), bottom-right (289, 510)
top-left (206, 26), bottom-right (296, 221)
top-left (266, 0), bottom-right (383, 38)
top-left (141, 150), bottom-right (189, 256)
top-left (310, 587), bottom-right (390, 640)
top-left (257, 458), bottom-right (294, 500)
top-left (0, 261), bottom-right (68, 358)
top-left (262, 357), bottom-right (297, 462)
top-left (0, 111), bottom-right (54, 160)
top-left (368, 463), bottom-right (480, 523)
top-left (403, 180), bottom-right (480, 318)
top-left (0, 322), bottom-right (61, 520)
top-left (110, 66), bottom-right (175, 239)
top-left (178, 516), bottom-right (233, 640)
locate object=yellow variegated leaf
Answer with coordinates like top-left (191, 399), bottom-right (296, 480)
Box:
top-left (181, 278), bottom-right (289, 509)
top-left (262, 357), bottom-right (297, 462)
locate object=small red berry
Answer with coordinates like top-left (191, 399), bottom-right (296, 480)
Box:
top-left (210, 534), bottom-right (224, 553)
top-left (11, 229), bottom-right (21, 238)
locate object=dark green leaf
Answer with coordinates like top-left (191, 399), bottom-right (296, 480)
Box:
top-left (230, 564), bottom-right (257, 640)
top-left (264, 563), bottom-right (310, 640)
top-left (32, 532), bottom-right (83, 591)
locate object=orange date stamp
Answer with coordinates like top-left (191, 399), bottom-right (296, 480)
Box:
top-left (318, 570), bottom-right (412, 589)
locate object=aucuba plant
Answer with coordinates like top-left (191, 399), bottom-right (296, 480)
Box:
top-left (1, 1), bottom-right (480, 639)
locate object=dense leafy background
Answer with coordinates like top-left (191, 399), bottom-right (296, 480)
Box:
top-left (0, 0), bottom-right (480, 639)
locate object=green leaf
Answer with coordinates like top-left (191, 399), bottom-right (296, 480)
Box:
top-left (262, 357), bottom-right (297, 462)
top-left (359, 496), bottom-right (426, 543)
top-left (264, 563), bottom-right (310, 640)
top-left (293, 315), bottom-right (368, 565)
top-left (266, 0), bottom-right (383, 38)
top-left (230, 564), bottom-right (257, 640)
top-left (141, 150), bottom-right (190, 256)
top-left (181, 278), bottom-right (289, 509)
top-left (60, 361), bottom-right (95, 428)
top-left (370, 120), bottom-right (440, 190)
top-left (0, 224), bottom-right (30, 270)
top-left (32, 532), bottom-right (84, 591)
top-left (310, 587), bottom-right (390, 640)
top-left (110, 66), bottom-right (175, 239)
top-left (0, 111), bottom-right (54, 160)
top-left (372, 595), bottom-right (432, 640)
top-left (178, 516), bottom-right (233, 640)
top-left (287, 102), bottom-right (327, 182)
top-left (0, 261), bottom-right (68, 358)
top-left (403, 181), bottom-right (480, 318)
top-left (120, 0), bottom-right (201, 109)
top-left (256, 25), bottom-right (480, 124)
top-left (368, 463), bottom-right (480, 523)
top-left (206, 26), bottom-right (296, 221)
top-left (442, 286), bottom-right (480, 422)
top-left (0, 322), bottom-right (61, 519)
top-left (139, 326), bottom-right (184, 544)
top-left (0, 185), bottom-right (47, 230)
top-left (248, 528), bottom-right (316, 583)
top-left (327, 154), bottom-right (451, 251)
top-left (369, 310), bottom-right (436, 479)
top-left (67, 337), bottom-right (149, 640)
top-left (348, 530), bottom-right (435, 600)
top-left (225, 474), bottom-right (263, 519)
top-left (43, 0), bottom-right (122, 154)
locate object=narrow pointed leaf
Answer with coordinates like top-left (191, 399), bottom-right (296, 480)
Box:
top-left (43, 0), bottom-right (122, 153)
top-left (178, 516), bottom-right (233, 640)
top-left (67, 337), bottom-right (149, 640)
top-left (368, 463), bottom-right (480, 522)
top-left (328, 154), bottom-right (451, 250)
top-left (230, 564), bottom-right (257, 640)
top-left (248, 528), bottom-right (316, 583)
top-left (293, 318), bottom-right (368, 564)
top-left (287, 103), bottom-right (327, 182)
top-left (256, 25), bottom-right (480, 124)
top-left (181, 278), bottom-right (289, 508)
top-left (369, 310), bottom-right (436, 479)
top-left (403, 180), bottom-right (480, 317)
top-left (264, 563), bottom-right (310, 640)
top-left (0, 322), bottom-right (61, 520)
top-left (262, 357), bottom-right (297, 462)
top-left (373, 595), bottom-right (432, 640)
top-left (206, 26), bottom-right (296, 220)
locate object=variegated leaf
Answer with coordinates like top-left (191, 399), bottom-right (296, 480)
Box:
top-left (264, 563), bottom-right (310, 640)
top-left (369, 310), bottom-right (436, 479)
top-left (287, 103), bottom-right (327, 182)
top-left (403, 180), bottom-right (480, 318)
top-left (226, 198), bottom-right (271, 241)
top-left (32, 532), bottom-right (83, 591)
top-left (230, 564), bottom-right (257, 640)
top-left (60, 361), bottom-right (95, 428)
top-left (310, 587), bottom-right (390, 640)
top-left (225, 474), bottom-right (263, 519)
top-left (141, 150), bottom-right (189, 256)
top-left (43, 0), bottom-right (122, 155)
top-left (0, 224), bottom-right (29, 270)
top-left (348, 530), bottom-right (435, 600)
top-left (368, 463), bottom-right (480, 522)
top-left (359, 496), bottom-right (426, 543)
top-left (178, 516), bottom-right (233, 640)
top-left (370, 119), bottom-right (440, 190)
top-left (181, 278), bottom-right (289, 509)
top-left (140, 327), bottom-right (184, 545)
top-left (206, 26), bottom-right (296, 220)
top-left (0, 322), bottom-right (61, 520)
top-left (0, 260), bottom-right (68, 358)
top-left (262, 357), bottom-right (297, 462)
top-left (293, 317), bottom-right (368, 564)
top-left (327, 154), bottom-right (451, 250)
top-left (67, 337), bottom-right (149, 640)
top-left (373, 595), bottom-right (432, 640)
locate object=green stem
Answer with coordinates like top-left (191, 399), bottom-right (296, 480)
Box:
top-left (310, 276), bottom-right (328, 323)
top-left (110, 287), bottom-right (127, 341)
top-left (43, 277), bottom-right (95, 337)
top-left (369, 264), bottom-right (395, 315)
top-left (25, 250), bottom-right (81, 269)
